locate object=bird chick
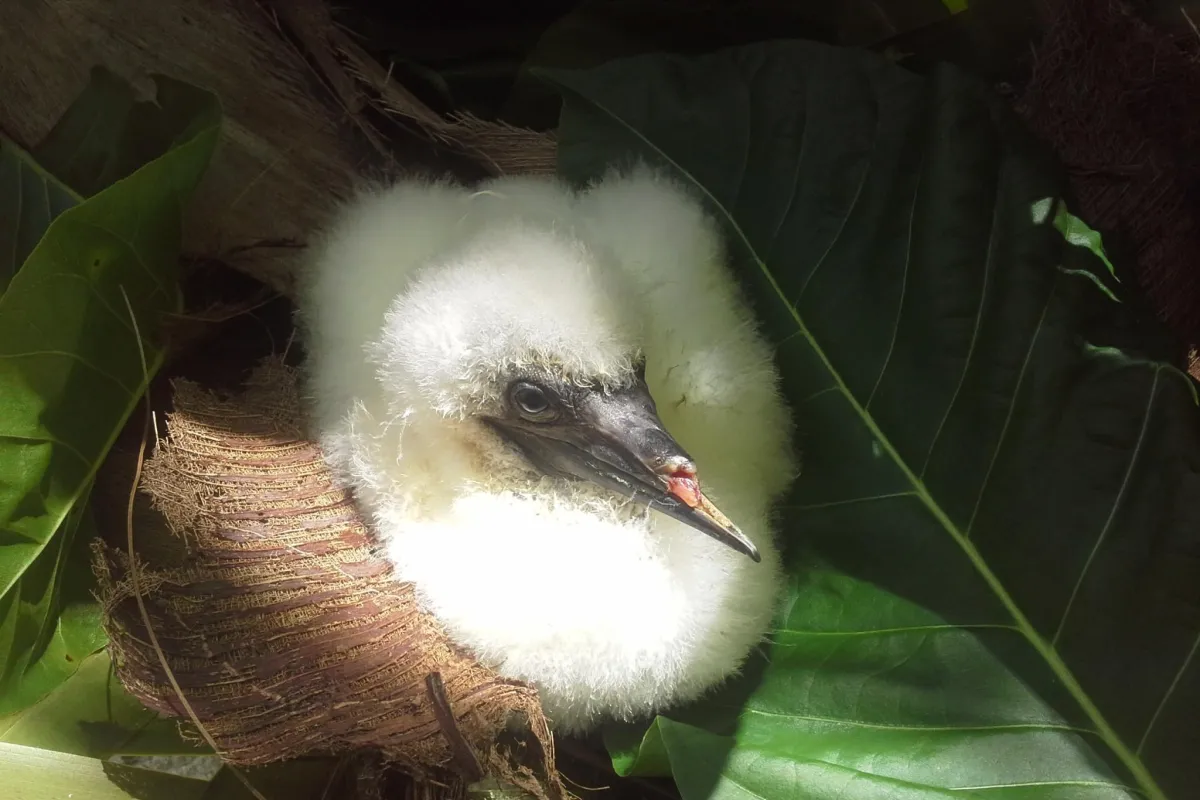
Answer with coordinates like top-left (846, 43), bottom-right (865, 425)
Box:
top-left (295, 164), bottom-right (796, 733)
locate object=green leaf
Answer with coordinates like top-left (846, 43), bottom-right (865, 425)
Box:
top-left (32, 66), bottom-right (219, 200)
top-left (1054, 203), bottom-right (1117, 278)
top-left (0, 70), bottom-right (221, 716)
top-left (0, 139), bottom-right (79, 294)
top-left (616, 573), bottom-right (1144, 798)
top-left (605, 717), bottom-right (672, 778)
top-left (544, 40), bottom-right (1200, 799)
top-left (653, 716), bottom-right (994, 800)
top-left (1, 651), bottom-right (202, 758)
top-left (2, 741), bottom-right (211, 800)
top-left (0, 497), bottom-right (107, 716)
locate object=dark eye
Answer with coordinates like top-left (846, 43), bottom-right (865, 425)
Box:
top-left (511, 382), bottom-right (555, 419)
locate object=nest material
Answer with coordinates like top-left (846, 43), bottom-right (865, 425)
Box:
top-left (93, 359), bottom-right (566, 800)
top-left (1015, 0), bottom-right (1200, 351)
top-left (0, 0), bottom-right (556, 299)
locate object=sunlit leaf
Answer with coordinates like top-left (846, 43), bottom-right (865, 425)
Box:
top-left (545, 39), bottom-right (1200, 799)
top-left (0, 69), bottom-right (221, 716)
top-left (605, 716), bottom-right (671, 778)
top-left (0, 498), bottom-right (106, 716)
top-left (1, 651), bottom-right (202, 758)
top-left (2, 741), bottom-right (209, 800)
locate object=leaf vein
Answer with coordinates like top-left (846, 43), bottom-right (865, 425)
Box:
top-left (763, 71), bottom-right (808, 266)
top-left (0, 350), bottom-right (136, 396)
top-left (964, 289), bottom-right (1054, 539)
top-left (920, 164), bottom-right (1002, 478)
top-left (792, 85), bottom-right (878, 307)
top-left (775, 622), bottom-right (1017, 638)
top-left (800, 385), bottom-right (838, 403)
top-left (70, 218), bottom-right (168, 299)
top-left (866, 152), bottom-right (922, 410)
top-left (1137, 629), bottom-right (1200, 756)
top-left (786, 491), bottom-right (916, 512)
top-left (1053, 367), bottom-right (1160, 645)
top-left (550, 82), bottom-right (1167, 800)
top-left (732, 706), bottom-right (1099, 736)
top-left (0, 433), bottom-right (90, 469)
top-left (950, 779), bottom-right (1139, 793)
top-left (58, 272), bottom-right (139, 338)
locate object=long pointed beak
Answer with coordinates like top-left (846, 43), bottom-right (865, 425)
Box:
top-left (485, 381), bottom-right (761, 562)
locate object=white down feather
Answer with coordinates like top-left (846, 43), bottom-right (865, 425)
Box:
top-left (294, 163), bottom-right (797, 732)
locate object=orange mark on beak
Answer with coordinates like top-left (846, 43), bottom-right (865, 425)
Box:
top-left (665, 468), bottom-right (702, 508)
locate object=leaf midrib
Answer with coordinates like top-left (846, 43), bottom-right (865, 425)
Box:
top-left (0, 353), bottom-right (162, 603)
top-left (731, 705), bottom-right (1100, 736)
top-left (745, 203), bottom-right (1164, 800)
top-left (0, 122), bottom-right (216, 602)
top-left (554, 87), bottom-right (1168, 800)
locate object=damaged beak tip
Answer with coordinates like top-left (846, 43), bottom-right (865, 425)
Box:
top-left (726, 520), bottom-right (762, 563)
top-left (694, 496), bottom-right (762, 563)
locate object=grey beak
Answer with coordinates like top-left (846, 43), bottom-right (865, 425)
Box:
top-left (485, 380), bottom-right (761, 562)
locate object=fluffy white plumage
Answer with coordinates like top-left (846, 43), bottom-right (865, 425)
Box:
top-left (294, 163), bottom-right (796, 732)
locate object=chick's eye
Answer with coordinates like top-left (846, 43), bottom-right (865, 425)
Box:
top-left (512, 383), bottom-right (553, 418)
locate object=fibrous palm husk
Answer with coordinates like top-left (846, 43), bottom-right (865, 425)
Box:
top-left (93, 360), bottom-right (567, 800)
top-left (1015, 0), bottom-right (1200, 363)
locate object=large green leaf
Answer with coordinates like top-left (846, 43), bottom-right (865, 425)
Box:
top-left (2, 651), bottom-right (330, 798)
top-left (543, 40), bottom-right (1200, 799)
top-left (0, 70), bottom-right (221, 716)
top-left (2, 741), bottom-right (210, 800)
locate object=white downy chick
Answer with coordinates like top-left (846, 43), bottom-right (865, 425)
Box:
top-left (295, 164), bottom-right (796, 733)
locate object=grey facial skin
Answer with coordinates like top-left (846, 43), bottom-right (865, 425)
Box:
top-left (483, 365), bottom-right (761, 563)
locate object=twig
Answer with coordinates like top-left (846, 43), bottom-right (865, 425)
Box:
top-left (425, 672), bottom-right (485, 784)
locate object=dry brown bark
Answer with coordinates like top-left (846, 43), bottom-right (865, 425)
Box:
top-left (0, 0), bottom-right (555, 299)
top-left (1015, 0), bottom-right (1200, 363)
top-left (94, 360), bottom-right (567, 799)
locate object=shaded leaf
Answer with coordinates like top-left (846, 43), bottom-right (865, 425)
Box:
top-left (31, 66), bottom-right (215, 200)
top-left (503, 0), bottom-right (962, 126)
top-left (199, 760), bottom-right (342, 800)
top-left (0, 70), bottom-right (221, 716)
top-left (0, 139), bottom-right (79, 293)
top-left (544, 39), bottom-right (1200, 799)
